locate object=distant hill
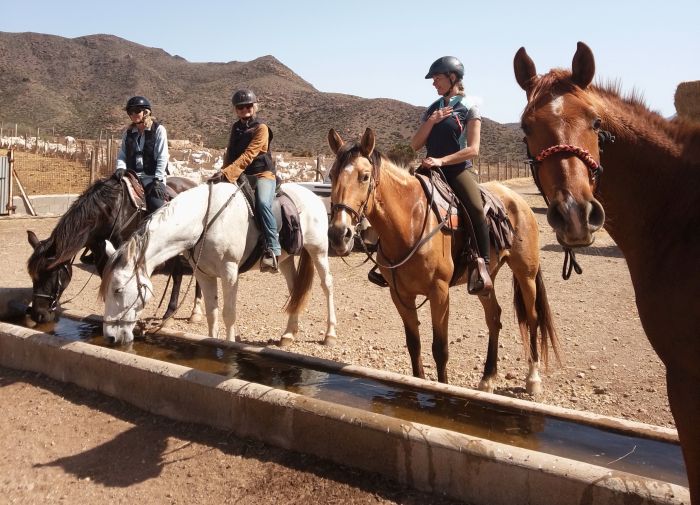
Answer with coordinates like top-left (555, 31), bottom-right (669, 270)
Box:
top-left (0, 32), bottom-right (525, 161)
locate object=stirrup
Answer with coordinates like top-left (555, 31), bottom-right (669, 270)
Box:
top-left (367, 266), bottom-right (389, 288)
top-left (468, 257), bottom-right (493, 295)
top-left (260, 252), bottom-right (279, 273)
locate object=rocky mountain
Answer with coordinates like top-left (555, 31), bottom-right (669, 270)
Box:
top-left (0, 32), bottom-right (525, 161)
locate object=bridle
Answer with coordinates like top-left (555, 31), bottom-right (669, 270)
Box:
top-left (525, 129), bottom-right (615, 279)
top-left (329, 152), bottom-right (447, 309)
top-left (102, 266), bottom-right (154, 327)
top-left (32, 263), bottom-right (72, 314)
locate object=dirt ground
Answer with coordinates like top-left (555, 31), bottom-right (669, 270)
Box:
top-left (0, 179), bottom-right (672, 504)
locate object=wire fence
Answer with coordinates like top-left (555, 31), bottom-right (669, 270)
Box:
top-left (1, 126), bottom-right (532, 197)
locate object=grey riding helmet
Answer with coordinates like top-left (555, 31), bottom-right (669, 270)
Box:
top-left (125, 96), bottom-right (152, 111)
top-left (232, 89), bottom-right (257, 106)
top-left (425, 56), bottom-right (464, 79)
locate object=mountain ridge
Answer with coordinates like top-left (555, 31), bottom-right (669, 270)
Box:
top-left (0, 31), bottom-right (525, 161)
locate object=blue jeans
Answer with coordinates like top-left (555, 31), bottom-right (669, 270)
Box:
top-left (255, 178), bottom-right (281, 256)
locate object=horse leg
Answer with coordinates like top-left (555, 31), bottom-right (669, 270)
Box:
top-left (429, 283), bottom-right (450, 383)
top-left (390, 290), bottom-right (423, 379)
top-left (188, 282), bottom-right (204, 323)
top-left (278, 257), bottom-right (299, 347)
top-left (477, 290), bottom-right (503, 393)
top-left (160, 259), bottom-right (182, 328)
top-left (195, 273), bottom-right (220, 338)
top-left (220, 266), bottom-right (240, 342)
top-left (508, 269), bottom-right (543, 395)
top-left (667, 370), bottom-right (700, 502)
top-left (310, 251), bottom-right (337, 346)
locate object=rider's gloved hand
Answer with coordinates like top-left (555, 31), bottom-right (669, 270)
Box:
top-left (208, 171), bottom-right (227, 184)
top-left (151, 179), bottom-right (168, 200)
top-left (114, 168), bottom-right (126, 180)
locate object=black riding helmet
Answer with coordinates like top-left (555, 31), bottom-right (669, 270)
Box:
top-left (124, 96), bottom-right (152, 111)
top-left (232, 89), bottom-right (257, 106)
top-left (425, 56), bottom-right (464, 80)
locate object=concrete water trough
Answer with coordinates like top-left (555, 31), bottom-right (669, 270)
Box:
top-left (0, 305), bottom-right (690, 505)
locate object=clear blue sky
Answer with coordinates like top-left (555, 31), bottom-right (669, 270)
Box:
top-left (2, 0), bottom-right (698, 123)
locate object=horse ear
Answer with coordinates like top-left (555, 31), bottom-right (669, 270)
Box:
top-left (27, 230), bottom-right (41, 250)
top-left (359, 128), bottom-right (375, 157)
top-left (105, 240), bottom-right (116, 258)
top-left (514, 47), bottom-right (538, 95)
top-left (571, 41), bottom-right (595, 89)
top-left (328, 129), bottom-right (344, 154)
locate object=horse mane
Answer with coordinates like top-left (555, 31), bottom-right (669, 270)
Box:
top-left (526, 69), bottom-right (700, 166)
top-left (99, 224), bottom-right (151, 301)
top-left (27, 177), bottom-right (124, 276)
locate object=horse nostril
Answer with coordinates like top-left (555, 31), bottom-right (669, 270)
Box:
top-left (105, 335), bottom-right (116, 345)
top-left (587, 199), bottom-right (605, 230)
top-left (343, 227), bottom-right (352, 240)
top-left (546, 204), bottom-right (567, 232)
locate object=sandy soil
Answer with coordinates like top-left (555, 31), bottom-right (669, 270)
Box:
top-left (0, 179), bottom-right (672, 504)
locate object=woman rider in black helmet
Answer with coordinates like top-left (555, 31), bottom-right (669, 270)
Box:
top-left (411, 56), bottom-right (493, 294)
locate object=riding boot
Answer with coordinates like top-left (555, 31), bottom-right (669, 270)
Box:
top-left (260, 250), bottom-right (279, 273)
top-left (367, 265), bottom-right (389, 287)
top-left (468, 221), bottom-right (494, 296)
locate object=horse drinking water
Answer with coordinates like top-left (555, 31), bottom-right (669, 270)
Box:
top-left (100, 181), bottom-right (337, 346)
top-left (27, 175), bottom-right (202, 324)
top-left (514, 41), bottom-right (700, 501)
top-left (327, 128), bottom-right (559, 394)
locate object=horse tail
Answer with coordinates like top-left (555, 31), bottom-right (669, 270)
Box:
top-left (512, 267), bottom-right (561, 367)
top-left (285, 247), bottom-right (314, 315)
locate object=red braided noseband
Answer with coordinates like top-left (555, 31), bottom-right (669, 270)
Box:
top-left (535, 144), bottom-right (599, 170)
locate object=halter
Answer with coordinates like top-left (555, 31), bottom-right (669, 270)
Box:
top-left (525, 129), bottom-right (615, 280)
top-left (32, 263), bottom-right (72, 313)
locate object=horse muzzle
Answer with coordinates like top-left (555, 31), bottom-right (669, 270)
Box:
top-left (546, 192), bottom-right (605, 247)
top-left (327, 223), bottom-right (354, 256)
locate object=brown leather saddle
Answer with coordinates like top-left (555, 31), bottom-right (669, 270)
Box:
top-left (234, 175), bottom-right (304, 274)
top-left (123, 170), bottom-right (178, 210)
top-left (414, 170), bottom-right (514, 286)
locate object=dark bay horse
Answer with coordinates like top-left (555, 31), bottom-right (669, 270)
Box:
top-left (327, 128), bottom-right (559, 395)
top-left (514, 41), bottom-right (700, 501)
top-left (27, 175), bottom-right (203, 325)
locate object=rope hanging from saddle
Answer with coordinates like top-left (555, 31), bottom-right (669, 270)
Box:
top-left (525, 129), bottom-right (614, 280)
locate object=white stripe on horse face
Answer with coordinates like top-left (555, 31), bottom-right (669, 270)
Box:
top-left (549, 95), bottom-right (566, 140)
top-left (343, 164), bottom-right (354, 173)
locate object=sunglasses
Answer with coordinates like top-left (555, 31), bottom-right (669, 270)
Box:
top-left (235, 103), bottom-right (254, 111)
top-left (127, 108), bottom-right (146, 115)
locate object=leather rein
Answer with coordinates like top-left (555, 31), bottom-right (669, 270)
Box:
top-left (525, 129), bottom-right (614, 279)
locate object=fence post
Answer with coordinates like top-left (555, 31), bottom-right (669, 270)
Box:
top-left (90, 151), bottom-right (97, 184)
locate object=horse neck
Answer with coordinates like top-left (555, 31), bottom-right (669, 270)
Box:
top-left (366, 161), bottom-right (429, 256)
top-left (598, 94), bottom-right (700, 270)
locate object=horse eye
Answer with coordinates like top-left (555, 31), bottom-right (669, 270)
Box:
top-left (361, 173), bottom-right (370, 183)
top-left (114, 288), bottom-right (123, 294)
top-left (593, 118), bottom-right (602, 130)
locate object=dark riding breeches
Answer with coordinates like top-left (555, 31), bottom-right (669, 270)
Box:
top-left (443, 168), bottom-right (490, 260)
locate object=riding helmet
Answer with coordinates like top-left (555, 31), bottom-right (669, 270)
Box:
top-left (232, 89), bottom-right (258, 106)
top-left (125, 96), bottom-right (152, 111)
top-left (425, 56), bottom-right (464, 79)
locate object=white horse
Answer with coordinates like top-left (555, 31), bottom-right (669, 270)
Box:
top-left (100, 182), bottom-right (337, 346)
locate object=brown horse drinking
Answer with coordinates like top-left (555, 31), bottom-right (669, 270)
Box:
top-left (514, 41), bottom-right (700, 501)
top-left (327, 128), bottom-right (559, 395)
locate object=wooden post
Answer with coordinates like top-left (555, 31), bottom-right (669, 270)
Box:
top-left (315, 155), bottom-right (321, 181)
top-left (12, 165), bottom-right (37, 216)
top-left (90, 151), bottom-right (97, 184)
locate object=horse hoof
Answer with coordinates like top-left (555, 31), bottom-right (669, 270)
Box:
top-left (188, 314), bottom-right (203, 323)
top-left (323, 334), bottom-right (337, 346)
top-left (160, 318), bottom-right (175, 329)
top-left (478, 379), bottom-right (495, 393)
top-left (526, 380), bottom-right (543, 396)
top-left (279, 336), bottom-right (294, 348)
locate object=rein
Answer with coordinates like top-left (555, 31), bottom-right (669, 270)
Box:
top-left (525, 129), bottom-right (614, 279)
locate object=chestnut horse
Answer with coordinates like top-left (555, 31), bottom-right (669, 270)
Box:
top-left (327, 128), bottom-right (559, 395)
top-left (514, 41), bottom-right (700, 501)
